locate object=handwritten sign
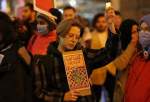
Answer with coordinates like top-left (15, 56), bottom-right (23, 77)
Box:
top-left (63, 50), bottom-right (91, 96)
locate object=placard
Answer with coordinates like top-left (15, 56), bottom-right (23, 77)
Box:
top-left (63, 50), bottom-right (91, 96)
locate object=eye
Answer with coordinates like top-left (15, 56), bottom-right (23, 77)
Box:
top-left (68, 33), bottom-right (74, 37)
top-left (38, 20), bottom-right (45, 25)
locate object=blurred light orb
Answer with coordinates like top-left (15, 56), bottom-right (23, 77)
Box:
top-left (69, 0), bottom-right (77, 7)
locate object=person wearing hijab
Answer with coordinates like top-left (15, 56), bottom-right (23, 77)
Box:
top-left (124, 14), bottom-right (150, 102)
top-left (139, 14), bottom-right (150, 59)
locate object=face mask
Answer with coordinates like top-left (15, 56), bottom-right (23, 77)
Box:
top-left (37, 24), bottom-right (49, 35)
top-left (139, 31), bottom-right (150, 49)
top-left (139, 31), bottom-right (150, 59)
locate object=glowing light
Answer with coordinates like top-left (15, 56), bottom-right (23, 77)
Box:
top-left (69, 0), bottom-right (77, 7)
top-left (1, 0), bottom-right (7, 12)
top-left (105, 2), bottom-right (112, 9)
top-left (59, 9), bottom-right (63, 14)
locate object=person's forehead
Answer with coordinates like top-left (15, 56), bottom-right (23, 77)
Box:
top-left (132, 25), bottom-right (138, 30)
top-left (37, 18), bottom-right (44, 21)
top-left (97, 16), bottom-right (106, 21)
top-left (23, 6), bottom-right (31, 11)
top-left (64, 9), bottom-right (75, 13)
top-left (68, 26), bottom-right (80, 34)
top-left (37, 18), bottom-right (48, 23)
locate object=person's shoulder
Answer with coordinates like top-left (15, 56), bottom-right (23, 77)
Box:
top-left (32, 55), bottom-right (54, 70)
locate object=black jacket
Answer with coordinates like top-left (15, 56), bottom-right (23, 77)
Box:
top-left (0, 42), bottom-right (32, 102)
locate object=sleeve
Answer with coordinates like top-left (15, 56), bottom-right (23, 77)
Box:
top-left (87, 32), bottom-right (119, 71)
top-left (33, 56), bottom-right (65, 102)
top-left (18, 47), bottom-right (31, 65)
top-left (106, 42), bottom-right (136, 75)
top-left (14, 39), bottom-right (32, 66)
top-left (90, 42), bottom-right (136, 85)
top-left (90, 66), bottom-right (107, 85)
top-left (113, 43), bottom-right (136, 70)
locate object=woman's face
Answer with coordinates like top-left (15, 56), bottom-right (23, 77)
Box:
top-left (63, 26), bottom-right (81, 50)
top-left (37, 18), bottom-right (49, 34)
top-left (131, 25), bottom-right (139, 44)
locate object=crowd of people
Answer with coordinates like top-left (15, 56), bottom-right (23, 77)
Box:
top-left (0, 2), bottom-right (150, 102)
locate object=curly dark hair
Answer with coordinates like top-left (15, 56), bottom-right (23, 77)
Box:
top-left (92, 13), bottom-right (104, 28)
top-left (119, 19), bottom-right (138, 50)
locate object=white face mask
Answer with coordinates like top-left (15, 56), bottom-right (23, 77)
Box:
top-left (37, 24), bottom-right (49, 35)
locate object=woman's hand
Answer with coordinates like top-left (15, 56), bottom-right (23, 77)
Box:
top-left (105, 7), bottom-right (117, 34)
top-left (64, 90), bottom-right (79, 101)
